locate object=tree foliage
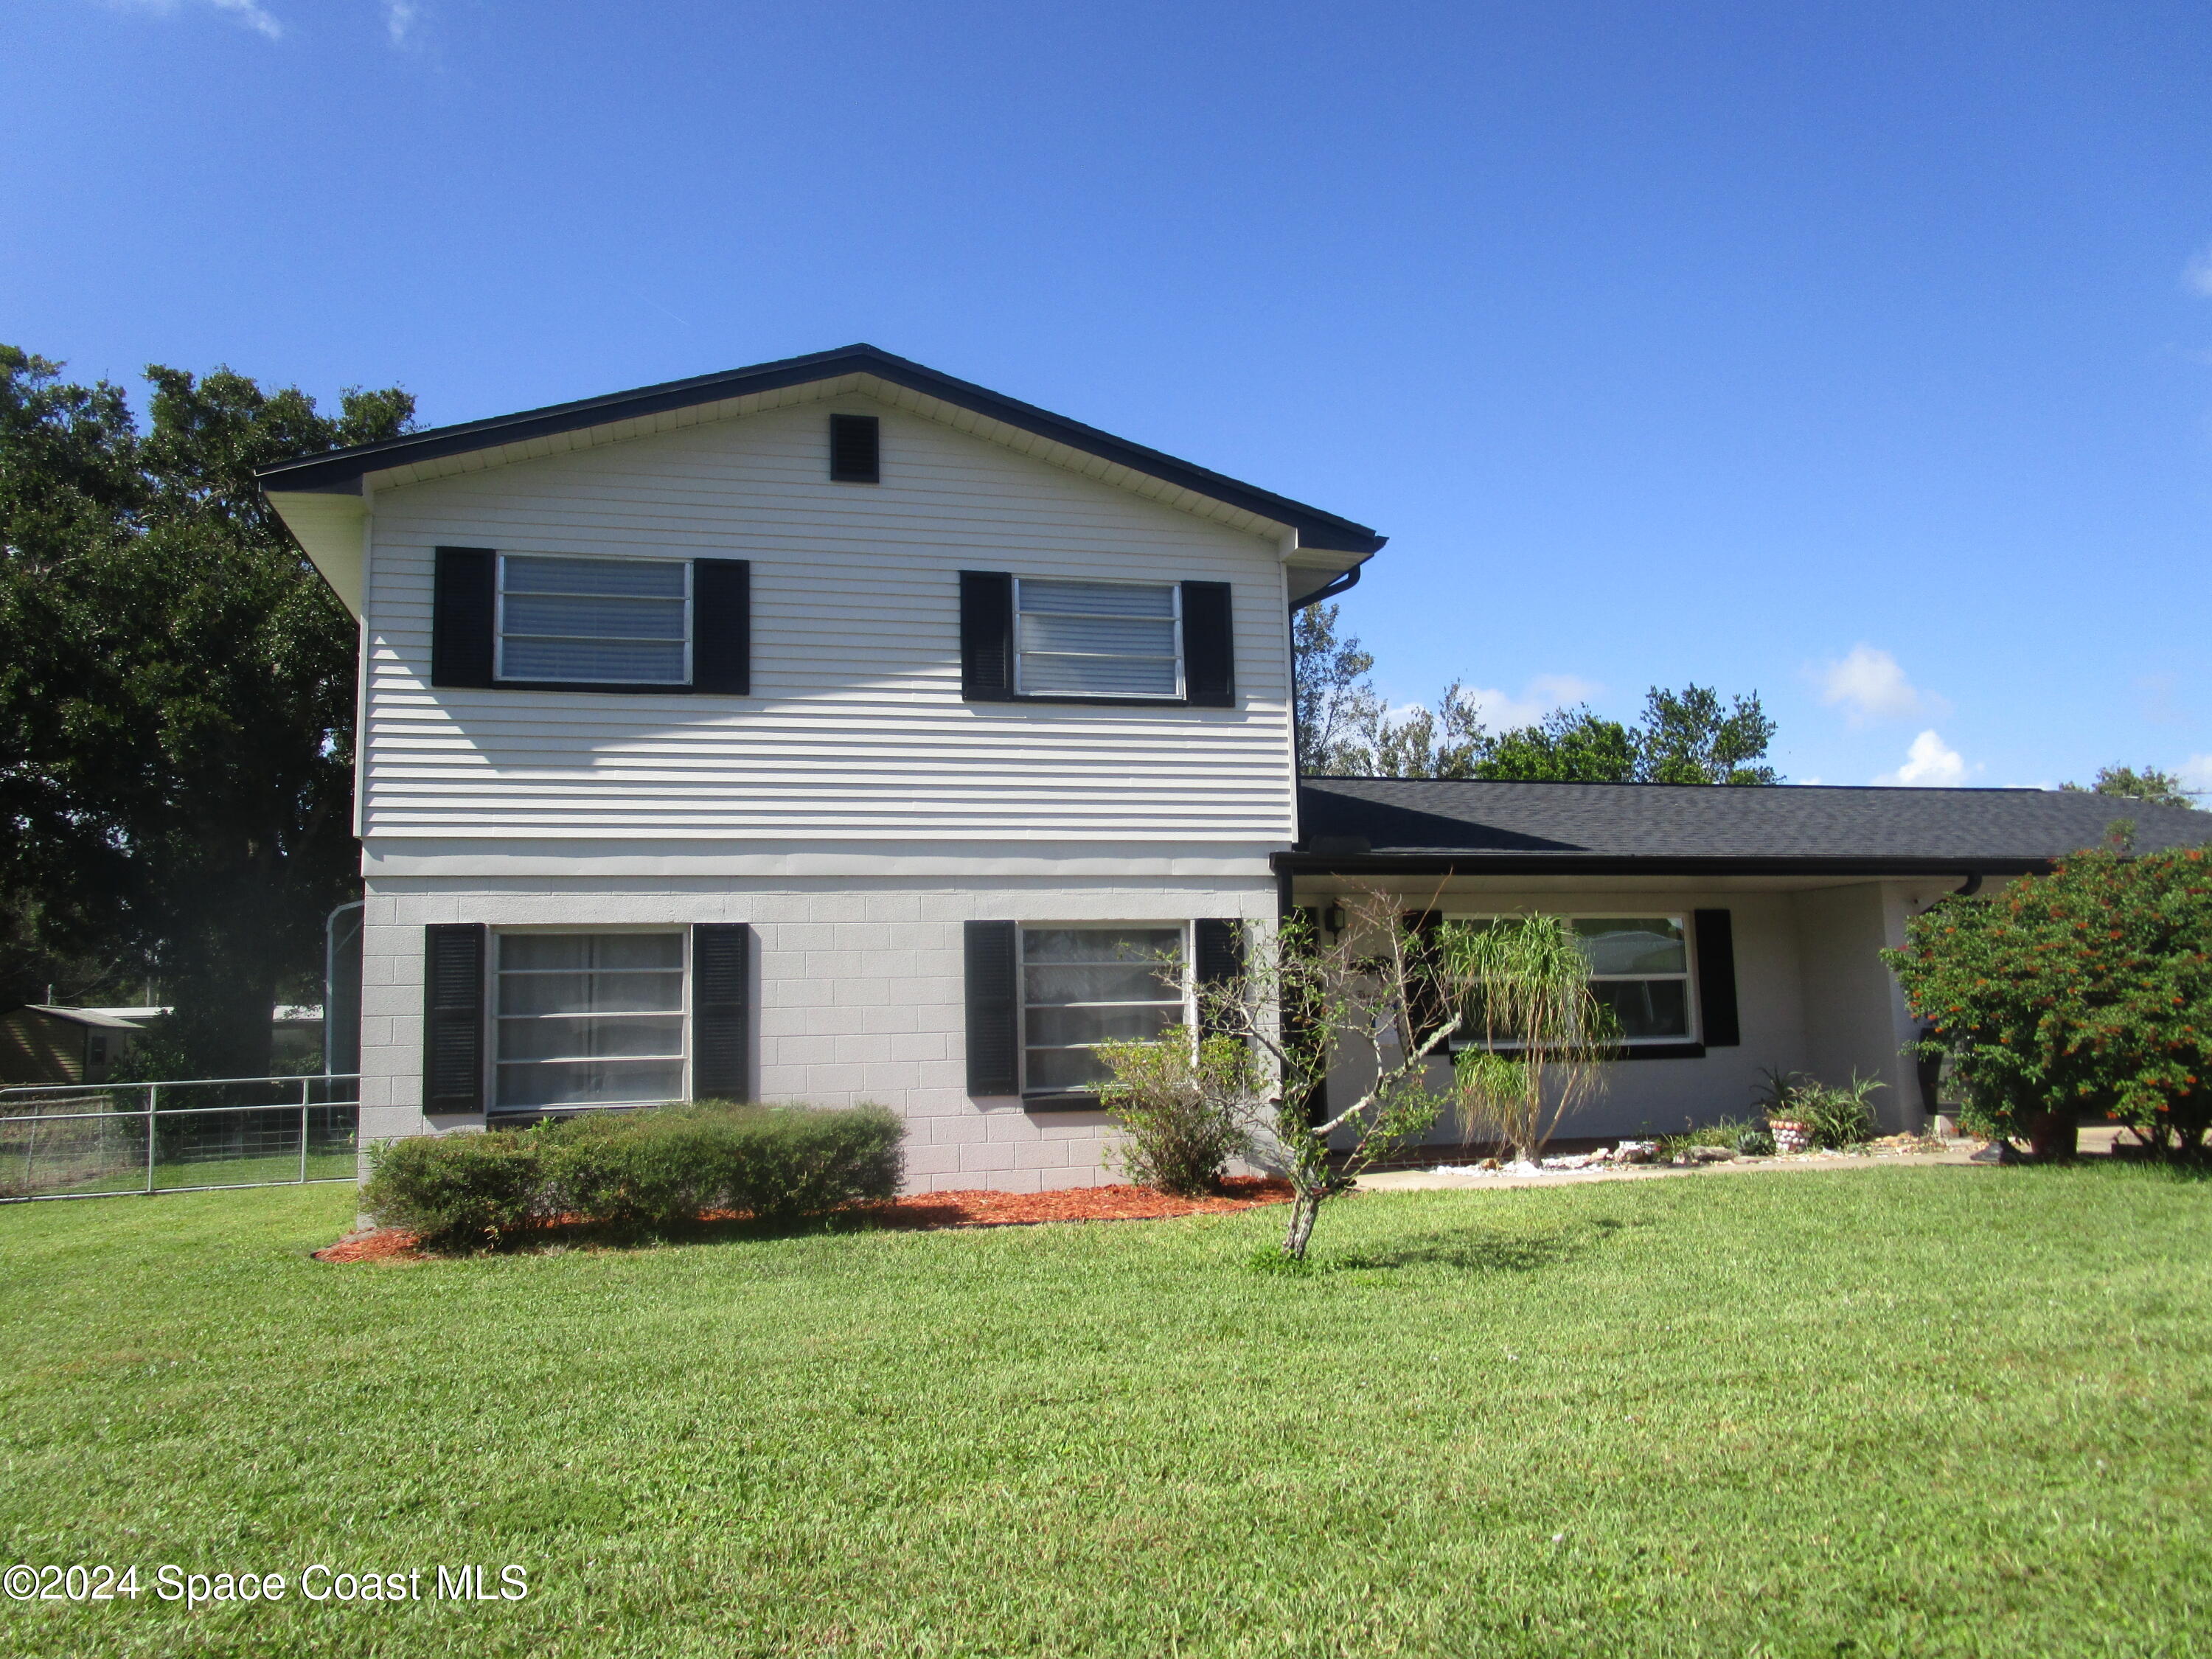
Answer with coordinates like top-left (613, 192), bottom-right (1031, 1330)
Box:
top-left (2061, 766), bottom-right (2201, 811)
top-left (1290, 607), bottom-right (1779, 783)
top-left (1883, 841), bottom-right (2212, 1161)
top-left (1291, 602), bottom-right (1382, 774)
top-left (1449, 915), bottom-right (1617, 1163)
top-left (0, 347), bottom-right (413, 1076)
top-left (1161, 891), bottom-right (1612, 1260)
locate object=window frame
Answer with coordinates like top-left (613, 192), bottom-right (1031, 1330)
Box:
top-left (488, 925), bottom-right (692, 1116)
top-left (493, 550), bottom-right (695, 691)
top-left (1017, 920), bottom-right (1194, 1104)
top-left (1442, 910), bottom-right (1701, 1051)
top-left (1011, 576), bottom-right (1185, 703)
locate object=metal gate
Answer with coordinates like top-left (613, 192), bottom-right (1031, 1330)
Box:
top-left (0, 1074), bottom-right (361, 1201)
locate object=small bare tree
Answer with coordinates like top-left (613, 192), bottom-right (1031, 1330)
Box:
top-left (1189, 887), bottom-right (1482, 1261)
top-left (1447, 916), bottom-right (1617, 1166)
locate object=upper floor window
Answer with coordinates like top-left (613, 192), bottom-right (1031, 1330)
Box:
top-left (496, 554), bottom-right (691, 686)
top-left (1013, 579), bottom-right (1181, 699)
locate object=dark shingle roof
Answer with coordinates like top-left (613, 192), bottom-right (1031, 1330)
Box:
top-left (1287, 778), bottom-right (2210, 874)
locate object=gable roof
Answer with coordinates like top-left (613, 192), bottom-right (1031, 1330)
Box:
top-left (257, 343), bottom-right (1386, 556)
top-left (1286, 777), bottom-right (2210, 877)
top-left (11, 1005), bottom-right (145, 1032)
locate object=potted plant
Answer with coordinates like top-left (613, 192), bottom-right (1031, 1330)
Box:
top-left (1753, 1067), bottom-right (1815, 1155)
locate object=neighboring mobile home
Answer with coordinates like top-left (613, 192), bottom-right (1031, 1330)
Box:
top-left (257, 345), bottom-right (2207, 1188)
top-left (0, 1005), bottom-right (144, 1086)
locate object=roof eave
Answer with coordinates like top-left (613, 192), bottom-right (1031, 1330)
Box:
top-left (254, 344), bottom-right (1388, 555)
top-left (1271, 852), bottom-right (2057, 878)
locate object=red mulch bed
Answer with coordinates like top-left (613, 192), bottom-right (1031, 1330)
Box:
top-left (865, 1175), bottom-right (1292, 1230)
top-left (314, 1228), bottom-right (428, 1263)
top-left (312, 1177), bottom-right (1292, 1262)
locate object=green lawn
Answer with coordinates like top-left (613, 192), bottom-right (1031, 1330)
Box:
top-left (1, 1166), bottom-right (2206, 1658)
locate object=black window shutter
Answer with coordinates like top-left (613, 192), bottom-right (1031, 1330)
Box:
top-left (959, 571), bottom-right (1015, 701)
top-left (1693, 909), bottom-right (1741, 1047)
top-left (692, 923), bottom-right (753, 1100)
top-left (692, 559), bottom-right (751, 695)
top-left (431, 547), bottom-right (496, 689)
top-left (1181, 581), bottom-right (1234, 707)
top-left (964, 920), bottom-right (1020, 1094)
top-left (829, 414), bottom-right (880, 483)
top-left (1194, 919), bottom-right (1244, 1038)
top-left (422, 923), bottom-right (486, 1113)
top-left (1401, 910), bottom-right (1450, 1046)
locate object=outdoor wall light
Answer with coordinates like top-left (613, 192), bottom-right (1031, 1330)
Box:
top-left (1323, 902), bottom-right (1347, 936)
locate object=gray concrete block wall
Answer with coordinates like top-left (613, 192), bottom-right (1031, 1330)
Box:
top-left (358, 872), bottom-right (1278, 1194)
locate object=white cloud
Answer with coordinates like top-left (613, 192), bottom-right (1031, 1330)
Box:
top-left (2187, 244), bottom-right (2212, 298)
top-left (383, 0), bottom-right (418, 44)
top-left (1876, 730), bottom-right (1971, 787)
top-left (1818, 644), bottom-right (1940, 724)
top-left (1459, 674), bottom-right (1603, 731)
top-left (2177, 754), bottom-right (2212, 793)
top-left (101, 0), bottom-right (283, 39)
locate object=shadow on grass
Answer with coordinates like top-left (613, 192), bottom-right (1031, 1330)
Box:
top-left (1298, 1215), bottom-right (1629, 1278)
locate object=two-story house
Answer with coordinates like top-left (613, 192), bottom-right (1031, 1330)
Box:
top-left (261, 344), bottom-right (2208, 1188)
top-left (260, 344), bottom-right (1380, 1192)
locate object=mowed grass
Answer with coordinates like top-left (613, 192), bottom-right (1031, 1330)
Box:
top-left (1, 1166), bottom-right (2207, 1658)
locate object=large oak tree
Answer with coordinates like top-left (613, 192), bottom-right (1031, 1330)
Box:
top-left (0, 347), bottom-right (411, 1077)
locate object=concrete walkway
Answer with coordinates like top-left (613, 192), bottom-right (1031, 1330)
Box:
top-left (1354, 1126), bottom-right (2129, 1193)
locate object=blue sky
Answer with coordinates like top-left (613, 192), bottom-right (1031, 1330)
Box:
top-left (7, 1), bottom-right (2210, 792)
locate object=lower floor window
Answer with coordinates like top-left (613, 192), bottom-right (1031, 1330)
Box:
top-left (495, 931), bottom-right (686, 1110)
top-left (1453, 914), bottom-right (1694, 1046)
top-left (1577, 917), bottom-right (1691, 1040)
top-left (1020, 926), bottom-right (1186, 1093)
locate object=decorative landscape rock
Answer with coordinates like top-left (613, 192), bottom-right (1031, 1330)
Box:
top-left (1613, 1140), bottom-right (1658, 1164)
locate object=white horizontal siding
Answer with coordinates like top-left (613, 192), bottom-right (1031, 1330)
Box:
top-left (364, 372), bottom-right (1290, 546)
top-left (361, 397), bottom-right (1296, 843)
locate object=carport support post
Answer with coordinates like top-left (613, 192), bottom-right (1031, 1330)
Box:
top-left (145, 1083), bottom-right (157, 1194)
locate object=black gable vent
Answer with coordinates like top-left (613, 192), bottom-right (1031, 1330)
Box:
top-left (829, 414), bottom-right (880, 483)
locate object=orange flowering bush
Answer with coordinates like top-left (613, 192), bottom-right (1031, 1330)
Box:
top-left (1883, 841), bottom-right (2212, 1160)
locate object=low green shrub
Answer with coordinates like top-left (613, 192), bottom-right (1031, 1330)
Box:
top-left (1735, 1125), bottom-right (1775, 1158)
top-left (534, 1110), bottom-right (708, 1232)
top-left (362, 1129), bottom-right (543, 1248)
top-left (1801, 1076), bottom-right (1883, 1149)
top-left (363, 1102), bottom-right (905, 1245)
top-left (706, 1101), bottom-right (905, 1222)
top-left (1092, 1029), bottom-right (1256, 1197)
top-left (1654, 1117), bottom-right (1759, 1161)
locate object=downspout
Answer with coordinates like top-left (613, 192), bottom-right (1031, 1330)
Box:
top-left (324, 900), bottom-right (365, 1077)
